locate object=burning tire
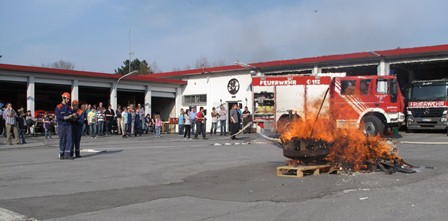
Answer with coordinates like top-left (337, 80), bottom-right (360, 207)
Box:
top-left (362, 115), bottom-right (384, 136)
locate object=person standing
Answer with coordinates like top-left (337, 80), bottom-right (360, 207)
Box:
top-left (116, 104), bottom-right (122, 135)
top-left (135, 108), bottom-right (142, 136)
top-left (17, 110), bottom-right (27, 144)
top-left (3, 103), bottom-right (20, 145)
top-left (189, 107), bottom-right (197, 134)
top-left (242, 106), bottom-right (252, 134)
top-left (129, 106), bottom-right (136, 137)
top-left (87, 108), bottom-right (98, 139)
top-left (137, 103), bottom-right (145, 132)
top-left (178, 109), bottom-right (184, 135)
top-left (154, 114), bottom-right (162, 138)
top-left (43, 111), bottom-right (52, 139)
top-left (237, 104), bottom-right (243, 131)
top-left (121, 107), bottom-right (128, 138)
top-left (218, 105), bottom-right (227, 136)
top-left (105, 105), bottom-right (114, 135)
top-left (97, 108), bottom-right (105, 136)
top-left (183, 109), bottom-right (192, 140)
top-left (25, 110), bottom-right (35, 135)
top-left (210, 107), bottom-right (218, 135)
top-left (71, 101), bottom-right (85, 158)
top-left (84, 104), bottom-right (91, 136)
top-left (55, 92), bottom-right (75, 159)
top-left (229, 104), bottom-right (239, 140)
top-left (194, 107), bottom-right (207, 139)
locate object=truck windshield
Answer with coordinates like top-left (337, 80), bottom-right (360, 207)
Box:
top-left (410, 85), bottom-right (448, 101)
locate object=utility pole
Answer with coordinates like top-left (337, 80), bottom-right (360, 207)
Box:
top-left (129, 29), bottom-right (134, 73)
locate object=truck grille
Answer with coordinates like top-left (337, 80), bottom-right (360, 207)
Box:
top-left (409, 108), bottom-right (445, 117)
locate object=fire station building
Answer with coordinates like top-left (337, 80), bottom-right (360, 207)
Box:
top-left (1, 44), bottom-right (448, 131)
top-left (0, 64), bottom-right (186, 121)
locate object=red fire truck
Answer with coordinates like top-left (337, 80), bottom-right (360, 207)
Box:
top-left (406, 79), bottom-right (448, 132)
top-left (252, 74), bottom-right (405, 136)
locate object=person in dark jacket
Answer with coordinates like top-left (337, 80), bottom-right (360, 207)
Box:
top-left (17, 110), bottom-right (27, 144)
top-left (135, 110), bottom-right (142, 136)
top-left (71, 100), bottom-right (85, 158)
top-left (104, 105), bottom-right (114, 135)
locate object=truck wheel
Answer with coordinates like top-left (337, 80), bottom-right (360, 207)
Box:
top-left (362, 115), bottom-right (384, 136)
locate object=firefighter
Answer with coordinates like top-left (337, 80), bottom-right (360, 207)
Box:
top-left (71, 100), bottom-right (85, 158)
top-left (55, 92), bottom-right (75, 160)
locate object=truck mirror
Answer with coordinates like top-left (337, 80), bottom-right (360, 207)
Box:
top-left (391, 79), bottom-right (398, 103)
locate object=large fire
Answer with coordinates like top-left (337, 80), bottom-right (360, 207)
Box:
top-left (279, 111), bottom-right (401, 171)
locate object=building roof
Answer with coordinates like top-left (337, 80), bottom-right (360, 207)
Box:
top-left (0, 63), bottom-right (187, 85)
top-left (151, 44), bottom-right (448, 78)
top-left (2, 44), bottom-right (447, 82)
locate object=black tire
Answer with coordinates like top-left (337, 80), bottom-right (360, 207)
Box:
top-left (362, 115), bottom-right (384, 136)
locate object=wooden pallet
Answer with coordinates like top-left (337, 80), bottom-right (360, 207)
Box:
top-left (277, 164), bottom-right (331, 178)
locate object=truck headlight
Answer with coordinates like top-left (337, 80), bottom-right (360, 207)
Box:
top-left (443, 110), bottom-right (448, 115)
top-left (407, 110), bottom-right (412, 115)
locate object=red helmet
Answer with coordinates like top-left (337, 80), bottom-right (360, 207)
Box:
top-left (62, 92), bottom-right (71, 99)
top-left (72, 100), bottom-right (79, 104)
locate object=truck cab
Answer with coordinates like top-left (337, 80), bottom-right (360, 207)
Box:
top-left (331, 75), bottom-right (405, 136)
top-left (406, 79), bottom-right (448, 132)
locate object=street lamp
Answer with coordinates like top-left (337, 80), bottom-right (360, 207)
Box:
top-left (234, 61), bottom-right (262, 76)
top-left (115, 70), bottom-right (139, 97)
top-left (112, 70), bottom-right (138, 111)
top-left (234, 60), bottom-right (256, 68)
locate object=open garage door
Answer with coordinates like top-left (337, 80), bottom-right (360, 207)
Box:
top-left (117, 90), bottom-right (144, 108)
top-left (35, 83), bottom-right (71, 112)
top-left (391, 60), bottom-right (448, 90)
top-left (79, 86), bottom-right (111, 107)
top-left (0, 81), bottom-right (26, 110)
top-left (152, 97), bottom-right (175, 121)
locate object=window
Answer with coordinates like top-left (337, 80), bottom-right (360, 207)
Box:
top-left (376, 79), bottom-right (390, 94)
top-left (341, 80), bottom-right (356, 95)
top-left (183, 94), bottom-right (207, 106)
top-left (360, 79), bottom-right (371, 95)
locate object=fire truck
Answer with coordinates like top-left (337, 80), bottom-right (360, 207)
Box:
top-left (406, 79), bottom-right (448, 132)
top-left (252, 74), bottom-right (405, 136)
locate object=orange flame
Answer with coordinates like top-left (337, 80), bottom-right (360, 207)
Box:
top-left (280, 102), bottom-right (400, 171)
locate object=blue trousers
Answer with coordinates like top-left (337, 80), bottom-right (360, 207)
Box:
top-left (97, 121), bottom-right (104, 136)
top-left (58, 125), bottom-right (72, 157)
top-left (220, 120), bottom-right (227, 135)
top-left (72, 125), bottom-right (83, 155)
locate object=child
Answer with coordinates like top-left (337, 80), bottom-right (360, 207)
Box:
top-left (155, 114), bottom-right (162, 138)
top-left (17, 110), bottom-right (27, 144)
top-left (43, 112), bottom-right (52, 139)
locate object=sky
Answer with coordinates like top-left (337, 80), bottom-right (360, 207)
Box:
top-left (1, 0), bottom-right (448, 73)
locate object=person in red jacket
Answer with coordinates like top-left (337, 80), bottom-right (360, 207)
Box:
top-left (194, 106), bottom-right (207, 140)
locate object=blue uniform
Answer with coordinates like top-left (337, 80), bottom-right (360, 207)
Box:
top-left (71, 108), bottom-right (85, 157)
top-left (55, 103), bottom-right (73, 158)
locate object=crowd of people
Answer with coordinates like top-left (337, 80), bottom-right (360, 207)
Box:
top-left (177, 103), bottom-right (252, 140)
top-left (1, 93), bottom-right (253, 160)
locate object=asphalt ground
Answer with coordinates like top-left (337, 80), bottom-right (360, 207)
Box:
top-left (0, 131), bottom-right (447, 221)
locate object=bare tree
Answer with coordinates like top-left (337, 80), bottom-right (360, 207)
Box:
top-left (42, 59), bottom-right (75, 70)
top-left (194, 56), bottom-right (211, 69)
top-left (212, 59), bottom-right (227, 67)
top-left (150, 61), bottom-right (162, 73)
